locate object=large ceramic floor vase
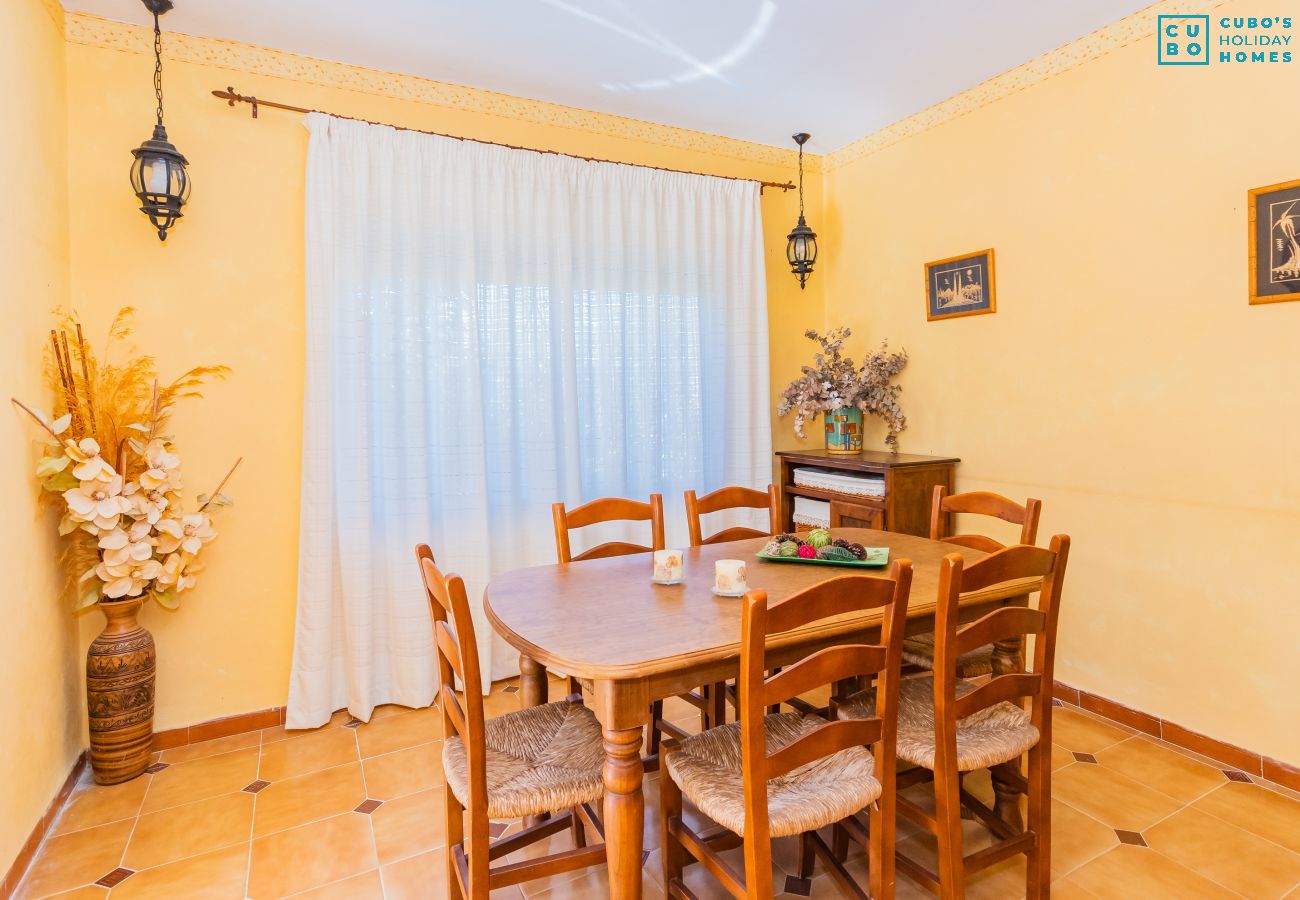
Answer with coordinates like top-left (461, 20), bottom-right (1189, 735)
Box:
top-left (86, 598), bottom-right (155, 784)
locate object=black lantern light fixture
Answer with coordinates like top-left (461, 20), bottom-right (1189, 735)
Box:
top-left (129, 0), bottom-right (190, 241)
top-left (785, 132), bottom-right (817, 290)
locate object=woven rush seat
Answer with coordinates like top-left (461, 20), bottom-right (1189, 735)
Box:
top-left (902, 632), bottom-right (993, 677)
top-left (443, 700), bottom-right (605, 819)
top-left (839, 677), bottom-right (1039, 772)
top-left (664, 712), bottom-right (881, 838)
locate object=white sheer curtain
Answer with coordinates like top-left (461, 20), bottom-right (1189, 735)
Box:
top-left (288, 113), bottom-right (770, 728)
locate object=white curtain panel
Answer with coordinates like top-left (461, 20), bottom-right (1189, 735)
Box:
top-left (289, 113), bottom-right (771, 728)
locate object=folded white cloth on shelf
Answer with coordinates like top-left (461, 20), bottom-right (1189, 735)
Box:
top-left (793, 467), bottom-right (885, 497)
top-left (792, 496), bottom-right (831, 527)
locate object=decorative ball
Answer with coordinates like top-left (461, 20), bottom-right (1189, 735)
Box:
top-left (760, 540), bottom-right (782, 556)
top-left (833, 538), bottom-right (851, 549)
top-left (806, 528), bottom-right (832, 549)
top-left (797, 544), bottom-right (818, 559)
top-left (774, 533), bottom-right (795, 544)
top-left (847, 543), bottom-right (867, 560)
top-left (778, 541), bottom-right (800, 558)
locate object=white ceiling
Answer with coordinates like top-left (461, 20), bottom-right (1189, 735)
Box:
top-left (62, 0), bottom-right (1149, 152)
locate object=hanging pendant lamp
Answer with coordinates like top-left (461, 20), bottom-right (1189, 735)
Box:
top-left (785, 132), bottom-right (817, 290)
top-left (128, 0), bottom-right (190, 241)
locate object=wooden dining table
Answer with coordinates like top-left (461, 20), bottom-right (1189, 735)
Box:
top-left (483, 527), bottom-right (1043, 899)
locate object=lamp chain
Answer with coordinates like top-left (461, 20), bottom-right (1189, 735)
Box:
top-left (153, 12), bottom-right (165, 127)
top-left (797, 142), bottom-right (805, 217)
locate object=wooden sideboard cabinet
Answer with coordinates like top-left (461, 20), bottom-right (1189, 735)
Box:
top-left (776, 449), bottom-right (960, 538)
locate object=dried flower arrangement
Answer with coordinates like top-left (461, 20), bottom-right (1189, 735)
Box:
top-left (776, 327), bottom-right (909, 449)
top-left (10, 308), bottom-right (239, 611)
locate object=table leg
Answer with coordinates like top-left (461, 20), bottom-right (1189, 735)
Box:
top-left (520, 654), bottom-right (551, 827)
top-left (603, 725), bottom-right (646, 899)
top-left (990, 631), bottom-right (1026, 830)
top-left (519, 654), bottom-right (548, 708)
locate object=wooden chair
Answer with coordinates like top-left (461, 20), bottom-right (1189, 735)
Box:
top-left (416, 545), bottom-right (607, 898)
top-left (660, 565), bottom-right (914, 899)
top-left (552, 494), bottom-right (665, 563)
top-left (902, 486), bottom-right (1043, 676)
top-left (684, 484), bottom-right (780, 547)
top-left (552, 493), bottom-right (712, 749)
top-left (836, 536), bottom-right (1071, 899)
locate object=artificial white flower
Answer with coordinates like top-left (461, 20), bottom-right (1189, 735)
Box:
top-left (155, 513), bottom-right (216, 555)
top-left (63, 476), bottom-right (132, 531)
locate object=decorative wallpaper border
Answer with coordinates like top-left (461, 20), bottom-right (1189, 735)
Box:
top-left (62, 12), bottom-right (814, 173)
top-left (824, 0), bottom-right (1231, 171)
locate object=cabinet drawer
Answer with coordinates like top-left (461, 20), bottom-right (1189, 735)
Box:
top-left (829, 499), bottom-right (885, 531)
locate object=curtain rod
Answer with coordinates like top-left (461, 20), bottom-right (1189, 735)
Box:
top-left (211, 88), bottom-right (796, 194)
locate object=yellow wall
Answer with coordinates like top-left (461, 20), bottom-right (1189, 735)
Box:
top-left (0, 0), bottom-right (85, 876)
top-left (818, 0), bottom-right (1300, 763)
top-left (61, 18), bottom-right (825, 733)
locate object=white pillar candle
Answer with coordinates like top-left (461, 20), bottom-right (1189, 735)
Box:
top-left (714, 559), bottom-right (749, 595)
top-left (652, 549), bottom-right (684, 584)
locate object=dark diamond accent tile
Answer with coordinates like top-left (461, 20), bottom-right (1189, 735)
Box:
top-left (1073, 752), bottom-right (1099, 764)
top-left (95, 868), bottom-right (135, 888)
top-left (642, 851), bottom-right (651, 866)
top-left (1052, 698), bottom-right (1064, 707)
top-left (1115, 829), bottom-right (1147, 847)
top-left (345, 718), bottom-right (363, 728)
top-left (783, 875), bottom-right (813, 896)
top-left (242, 780), bottom-right (271, 794)
top-left (354, 798), bottom-right (383, 814)
top-left (1224, 769), bottom-right (1252, 783)
top-left (489, 821), bottom-right (509, 838)
top-left (503, 685), bottom-right (519, 694)
top-left (144, 762), bottom-right (169, 774)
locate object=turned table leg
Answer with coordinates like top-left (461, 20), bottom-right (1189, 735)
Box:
top-left (603, 725), bottom-right (647, 899)
top-left (990, 628), bottom-right (1027, 830)
top-left (520, 653), bottom-right (548, 708)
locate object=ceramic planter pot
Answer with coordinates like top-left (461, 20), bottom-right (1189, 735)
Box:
top-left (824, 406), bottom-right (864, 455)
top-left (86, 598), bottom-right (155, 784)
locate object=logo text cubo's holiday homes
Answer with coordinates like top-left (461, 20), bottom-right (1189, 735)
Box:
top-left (1159, 14), bottom-right (1293, 65)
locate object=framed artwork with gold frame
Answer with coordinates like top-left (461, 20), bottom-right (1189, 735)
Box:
top-left (925, 248), bottom-right (996, 321)
top-left (1249, 177), bottom-right (1300, 305)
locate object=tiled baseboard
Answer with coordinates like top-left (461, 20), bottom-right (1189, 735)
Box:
top-left (3, 752), bottom-right (86, 899)
top-left (150, 706), bottom-right (286, 751)
top-left (1053, 680), bottom-right (1300, 792)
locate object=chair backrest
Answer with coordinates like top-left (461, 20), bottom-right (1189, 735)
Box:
top-left (929, 485), bottom-right (1042, 553)
top-left (930, 536), bottom-right (1071, 762)
top-left (684, 484), bottom-right (779, 548)
top-left (737, 565), bottom-right (913, 894)
top-left (415, 544), bottom-right (488, 816)
top-left (552, 494), bottom-right (665, 563)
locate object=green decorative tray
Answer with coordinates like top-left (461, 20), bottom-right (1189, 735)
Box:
top-left (755, 547), bottom-right (890, 568)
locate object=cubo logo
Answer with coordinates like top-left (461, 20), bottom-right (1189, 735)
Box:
top-left (1158, 14), bottom-right (1210, 64)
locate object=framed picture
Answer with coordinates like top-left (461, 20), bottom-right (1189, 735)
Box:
top-left (1249, 178), bottom-right (1300, 305)
top-left (925, 249), bottom-right (996, 321)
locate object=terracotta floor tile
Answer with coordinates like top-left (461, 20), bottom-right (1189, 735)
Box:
top-left (1048, 874), bottom-right (1103, 899)
top-left (371, 787), bottom-right (447, 865)
top-left (1051, 743), bottom-right (1074, 772)
top-left (362, 740), bottom-right (444, 800)
top-left (15, 819), bottom-right (133, 899)
top-left (52, 776), bottom-right (150, 835)
top-left (1050, 709), bottom-right (1133, 755)
top-left (356, 708), bottom-right (441, 758)
top-left (1050, 799), bottom-right (1118, 878)
top-left (110, 842), bottom-right (249, 900)
top-left (379, 848), bottom-right (450, 899)
top-left (1192, 781), bottom-right (1300, 854)
top-left (41, 887), bottom-right (109, 899)
top-left (289, 868), bottom-right (384, 899)
top-left (260, 710), bottom-right (351, 745)
top-left (528, 865), bottom-right (664, 899)
top-left (140, 747), bottom-right (260, 814)
top-left (1094, 735), bottom-right (1227, 804)
top-left (123, 791), bottom-right (253, 871)
top-left (248, 812), bottom-right (377, 898)
top-left (1050, 761), bottom-right (1184, 832)
top-left (159, 731), bottom-right (260, 766)
top-left (258, 724), bottom-right (359, 782)
top-left (1067, 845), bottom-right (1231, 899)
top-left (253, 762), bottom-right (367, 837)
top-left (1145, 805), bottom-right (1300, 898)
